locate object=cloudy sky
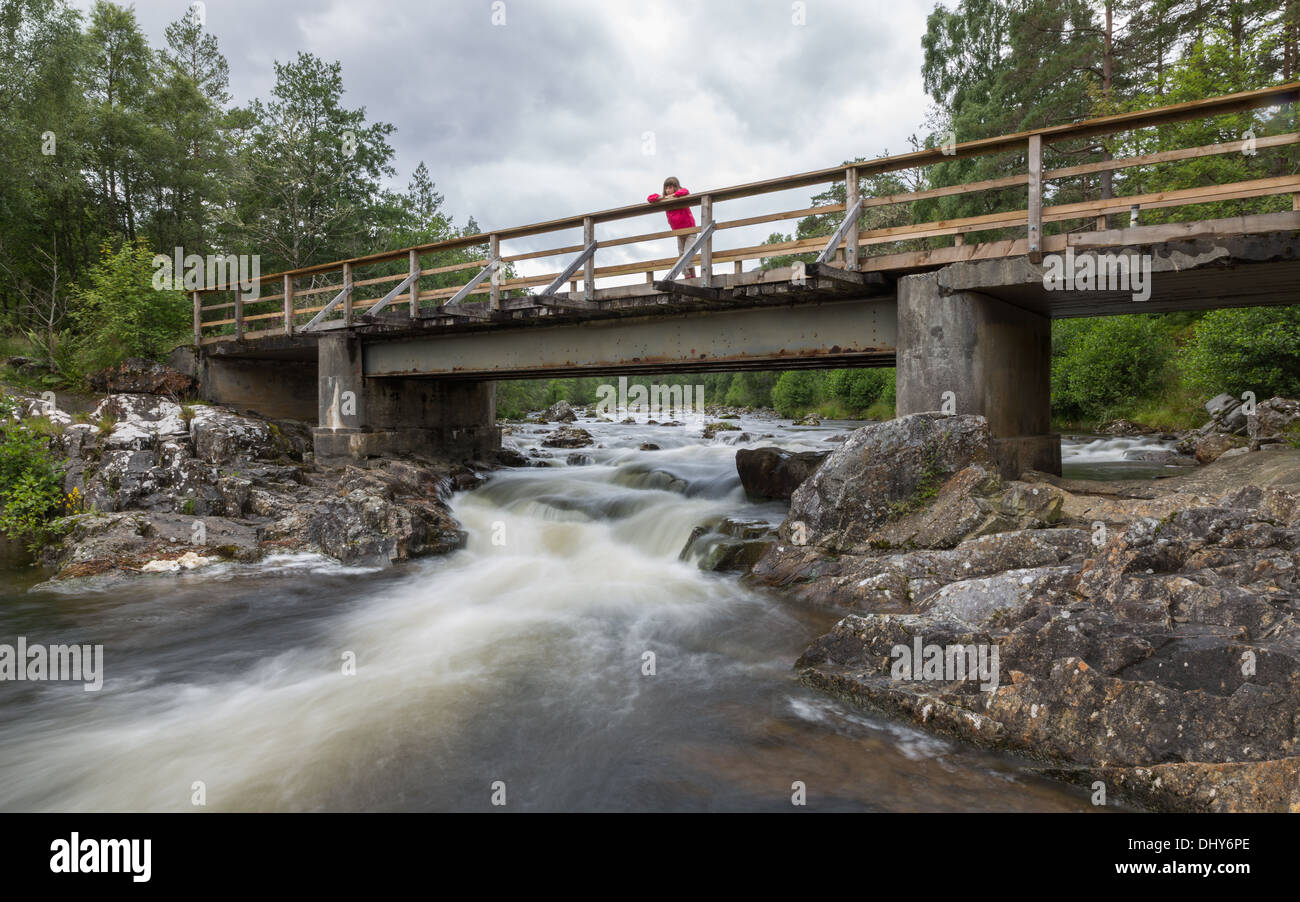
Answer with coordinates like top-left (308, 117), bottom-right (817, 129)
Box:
top-left (84, 0), bottom-right (939, 272)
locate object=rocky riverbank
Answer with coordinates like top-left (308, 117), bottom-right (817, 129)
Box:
top-left (4, 386), bottom-right (490, 585)
top-left (744, 410), bottom-right (1300, 812)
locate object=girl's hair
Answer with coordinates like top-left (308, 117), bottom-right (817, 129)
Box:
top-left (662, 176), bottom-right (681, 193)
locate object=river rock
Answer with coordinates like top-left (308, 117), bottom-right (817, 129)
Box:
top-left (702, 421), bottom-right (741, 439)
top-left (27, 388), bottom-right (478, 578)
top-left (680, 517), bottom-right (777, 572)
top-left (782, 413), bottom-right (993, 552)
top-left (786, 448), bottom-right (1300, 811)
top-left (1096, 418), bottom-right (1150, 436)
top-left (1121, 449), bottom-right (1197, 466)
top-left (1194, 432), bottom-right (1247, 464)
top-left (541, 425), bottom-right (594, 448)
top-left (735, 447), bottom-right (829, 501)
top-left (543, 400), bottom-right (577, 423)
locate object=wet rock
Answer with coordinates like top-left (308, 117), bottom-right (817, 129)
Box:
top-left (702, 421), bottom-right (741, 439)
top-left (792, 415), bottom-right (821, 426)
top-left (566, 452), bottom-right (594, 465)
top-left (680, 517), bottom-right (777, 572)
top-left (735, 447), bottom-right (829, 501)
top-left (1122, 449), bottom-right (1197, 466)
top-left (541, 425), bottom-right (594, 448)
top-left (638, 443), bottom-right (660, 451)
top-left (543, 400), bottom-right (577, 423)
top-left (495, 445), bottom-right (530, 467)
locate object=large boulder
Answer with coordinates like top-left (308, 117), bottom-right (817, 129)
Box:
top-left (189, 406), bottom-right (282, 464)
top-left (89, 357), bottom-right (196, 397)
top-left (793, 484), bottom-right (1300, 812)
top-left (783, 413), bottom-right (993, 552)
top-left (543, 400), bottom-right (577, 423)
top-left (735, 447), bottom-right (829, 501)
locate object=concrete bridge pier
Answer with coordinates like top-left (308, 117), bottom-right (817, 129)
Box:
top-left (896, 271), bottom-right (1061, 478)
top-left (313, 333), bottom-right (500, 462)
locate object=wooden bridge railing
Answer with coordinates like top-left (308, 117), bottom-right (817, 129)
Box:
top-left (195, 82), bottom-right (1300, 344)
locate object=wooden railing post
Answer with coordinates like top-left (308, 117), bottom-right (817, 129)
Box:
top-left (700, 195), bottom-right (713, 287)
top-left (409, 250), bottom-right (420, 317)
top-left (582, 218), bottom-right (595, 301)
top-left (488, 236), bottom-right (500, 311)
top-left (234, 288), bottom-right (244, 341)
top-left (1294, 192), bottom-right (1300, 211)
top-left (342, 262), bottom-right (353, 326)
top-left (283, 274), bottom-right (294, 336)
top-left (1027, 134), bottom-right (1043, 262)
top-left (193, 291), bottom-right (201, 344)
top-left (844, 166), bottom-right (859, 270)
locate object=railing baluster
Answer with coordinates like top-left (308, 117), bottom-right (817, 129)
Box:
top-left (283, 274), bottom-right (294, 336)
top-left (342, 262), bottom-right (353, 326)
top-left (488, 235), bottom-right (500, 311)
top-left (700, 196), bottom-right (713, 287)
top-left (234, 287), bottom-right (244, 341)
top-left (844, 167), bottom-right (859, 271)
top-left (1027, 134), bottom-right (1042, 263)
top-left (410, 249), bottom-right (420, 317)
top-left (193, 291), bottom-right (202, 344)
top-left (583, 217), bottom-right (595, 300)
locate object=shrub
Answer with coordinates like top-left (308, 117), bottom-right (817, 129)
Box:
top-left (71, 240), bottom-right (190, 375)
top-left (1051, 315), bottom-right (1175, 418)
top-left (1180, 306), bottom-right (1300, 398)
top-left (772, 371), bottom-right (820, 416)
top-left (0, 406), bottom-right (67, 552)
top-left (827, 369), bottom-right (890, 410)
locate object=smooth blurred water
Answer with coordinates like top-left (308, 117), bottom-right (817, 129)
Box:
top-left (0, 413), bottom-right (1116, 811)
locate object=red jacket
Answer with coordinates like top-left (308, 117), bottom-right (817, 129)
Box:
top-left (647, 187), bottom-right (696, 230)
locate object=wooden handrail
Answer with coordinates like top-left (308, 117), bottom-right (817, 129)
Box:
top-left (200, 81), bottom-right (1299, 292)
top-left (195, 83), bottom-right (1300, 339)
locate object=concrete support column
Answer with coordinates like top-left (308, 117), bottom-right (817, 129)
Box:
top-left (313, 332), bottom-right (500, 462)
top-left (316, 332), bottom-right (365, 431)
top-left (896, 271), bottom-right (1060, 477)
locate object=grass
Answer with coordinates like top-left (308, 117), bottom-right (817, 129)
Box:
top-left (94, 414), bottom-right (117, 436)
top-left (1052, 385), bottom-right (1207, 433)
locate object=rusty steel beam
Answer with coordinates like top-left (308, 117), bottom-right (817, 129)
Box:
top-left (363, 297), bottom-right (897, 381)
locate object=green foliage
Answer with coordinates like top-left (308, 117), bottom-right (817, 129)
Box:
top-left (1051, 314), bottom-right (1176, 419)
top-left (771, 371), bottom-right (819, 416)
top-left (1181, 306), bottom-right (1300, 398)
top-left (0, 402), bottom-right (66, 552)
top-left (71, 240), bottom-right (189, 373)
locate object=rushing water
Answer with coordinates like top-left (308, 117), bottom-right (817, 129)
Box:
top-left (0, 414), bottom-right (1160, 812)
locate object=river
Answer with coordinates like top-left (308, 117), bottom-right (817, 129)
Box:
top-left (0, 413), bottom-right (1171, 812)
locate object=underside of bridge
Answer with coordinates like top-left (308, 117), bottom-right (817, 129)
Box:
top-left (193, 219), bottom-right (1300, 476)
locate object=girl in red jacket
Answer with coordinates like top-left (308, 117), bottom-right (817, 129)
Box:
top-left (647, 176), bottom-right (696, 279)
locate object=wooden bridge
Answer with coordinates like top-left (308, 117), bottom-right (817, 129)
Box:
top-left (186, 83), bottom-right (1300, 473)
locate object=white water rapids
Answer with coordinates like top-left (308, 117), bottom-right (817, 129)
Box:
top-left (0, 415), bottom-right (1157, 811)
